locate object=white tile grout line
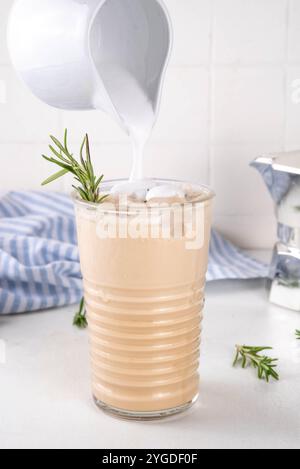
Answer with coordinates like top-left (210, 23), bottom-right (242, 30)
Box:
top-left (2, 62), bottom-right (300, 72)
top-left (0, 339), bottom-right (6, 365)
top-left (0, 79), bottom-right (6, 104)
top-left (283, 0), bottom-right (292, 152)
top-left (56, 109), bottom-right (69, 193)
top-left (207, 0), bottom-right (216, 188)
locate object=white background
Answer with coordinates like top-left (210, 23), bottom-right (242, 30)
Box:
top-left (1, 0), bottom-right (300, 248)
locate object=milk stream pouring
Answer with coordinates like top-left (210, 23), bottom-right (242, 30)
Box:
top-left (7, 0), bottom-right (173, 181)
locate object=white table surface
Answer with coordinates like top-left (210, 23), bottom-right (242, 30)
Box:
top-left (1, 277), bottom-right (300, 449)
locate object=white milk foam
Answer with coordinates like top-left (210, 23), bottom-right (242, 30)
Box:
top-left (146, 184), bottom-right (186, 201)
top-left (110, 180), bottom-right (157, 201)
top-left (110, 180), bottom-right (190, 203)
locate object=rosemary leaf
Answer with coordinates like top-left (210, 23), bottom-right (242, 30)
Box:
top-left (42, 156), bottom-right (76, 174)
top-left (80, 135), bottom-right (87, 169)
top-left (50, 135), bottom-right (67, 155)
top-left (98, 194), bottom-right (110, 203)
top-left (73, 298), bottom-right (88, 329)
top-left (48, 145), bottom-right (68, 162)
top-left (63, 128), bottom-right (68, 151)
top-left (42, 169), bottom-right (69, 186)
top-left (95, 174), bottom-right (104, 188)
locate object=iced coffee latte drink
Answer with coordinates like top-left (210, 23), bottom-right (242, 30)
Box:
top-left (75, 179), bottom-right (214, 420)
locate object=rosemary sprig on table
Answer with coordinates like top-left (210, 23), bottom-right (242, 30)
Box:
top-left (233, 345), bottom-right (279, 382)
top-left (296, 330), bottom-right (300, 340)
top-left (277, 278), bottom-right (299, 288)
top-left (41, 129), bottom-right (108, 204)
top-left (73, 298), bottom-right (88, 329)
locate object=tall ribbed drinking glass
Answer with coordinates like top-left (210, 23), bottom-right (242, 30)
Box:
top-left (74, 179), bottom-right (214, 420)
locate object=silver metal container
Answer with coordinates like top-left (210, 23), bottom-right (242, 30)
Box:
top-left (252, 151), bottom-right (300, 311)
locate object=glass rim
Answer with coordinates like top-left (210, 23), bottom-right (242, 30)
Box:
top-left (72, 178), bottom-right (215, 213)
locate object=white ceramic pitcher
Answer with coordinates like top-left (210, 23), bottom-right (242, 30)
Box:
top-left (7, 0), bottom-right (172, 129)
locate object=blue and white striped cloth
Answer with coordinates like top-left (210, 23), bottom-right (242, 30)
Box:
top-left (0, 191), bottom-right (268, 315)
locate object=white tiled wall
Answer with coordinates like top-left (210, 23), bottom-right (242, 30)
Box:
top-left (1, 0), bottom-right (300, 249)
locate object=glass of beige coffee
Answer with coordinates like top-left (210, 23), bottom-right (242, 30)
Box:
top-left (74, 179), bottom-right (214, 420)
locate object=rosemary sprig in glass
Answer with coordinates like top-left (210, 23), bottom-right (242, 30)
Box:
top-left (233, 345), bottom-right (279, 382)
top-left (42, 130), bottom-right (109, 329)
top-left (296, 330), bottom-right (300, 340)
top-left (41, 129), bottom-right (108, 204)
top-left (73, 298), bottom-right (88, 329)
